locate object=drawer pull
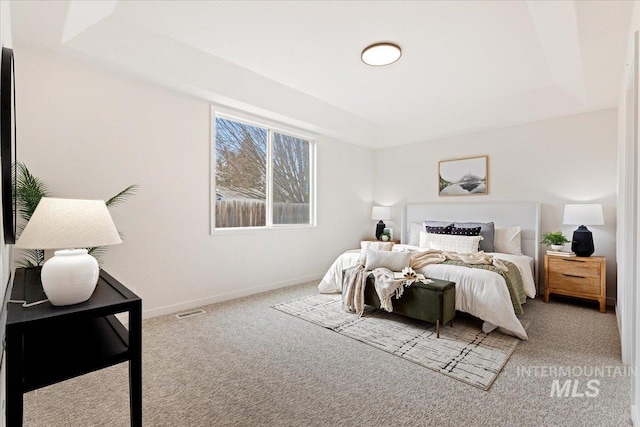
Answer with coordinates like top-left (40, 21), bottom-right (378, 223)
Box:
top-left (563, 273), bottom-right (586, 279)
top-left (562, 259), bottom-right (585, 263)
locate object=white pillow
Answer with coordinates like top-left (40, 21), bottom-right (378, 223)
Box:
top-left (361, 241), bottom-right (394, 251)
top-left (409, 221), bottom-right (454, 246)
top-left (408, 222), bottom-right (422, 246)
top-left (493, 226), bottom-right (522, 255)
top-left (364, 249), bottom-right (411, 271)
top-left (419, 231), bottom-right (482, 254)
top-left (359, 241), bottom-right (394, 263)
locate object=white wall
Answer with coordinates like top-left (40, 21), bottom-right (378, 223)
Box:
top-left (617, 1), bottom-right (640, 423)
top-left (617, 0), bottom-right (639, 370)
top-left (373, 109), bottom-right (618, 301)
top-left (15, 47), bottom-right (373, 317)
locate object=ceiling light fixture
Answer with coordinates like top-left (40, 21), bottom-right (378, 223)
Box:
top-left (361, 42), bottom-right (402, 66)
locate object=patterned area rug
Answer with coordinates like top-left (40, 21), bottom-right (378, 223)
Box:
top-left (272, 293), bottom-right (525, 390)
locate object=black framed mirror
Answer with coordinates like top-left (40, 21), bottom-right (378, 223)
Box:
top-left (1, 47), bottom-right (16, 244)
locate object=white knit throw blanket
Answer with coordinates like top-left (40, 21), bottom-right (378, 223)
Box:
top-left (342, 265), bottom-right (405, 316)
top-left (410, 249), bottom-right (508, 271)
top-left (343, 250), bottom-right (505, 316)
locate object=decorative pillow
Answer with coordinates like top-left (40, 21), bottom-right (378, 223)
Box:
top-left (424, 225), bottom-right (453, 235)
top-left (422, 220), bottom-right (454, 230)
top-left (409, 222), bottom-right (422, 246)
top-left (454, 222), bottom-right (495, 252)
top-left (419, 231), bottom-right (482, 253)
top-left (493, 226), bottom-right (522, 255)
top-left (364, 249), bottom-right (411, 271)
top-left (359, 241), bottom-right (394, 263)
top-left (360, 241), bottom-right (394, 251)
top-left (451, 226), bottom-right (481, 236)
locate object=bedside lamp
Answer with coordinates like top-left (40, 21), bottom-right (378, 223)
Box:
top-left (15, 198), bottom-right (122, 306)
top-left (562, 203), bottom-right (604, 257)
top-left (371, 206), bottom-right (391, 240)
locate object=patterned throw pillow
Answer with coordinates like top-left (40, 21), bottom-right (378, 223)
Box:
top-left (454, 222), bottom-right (495, 252)
top-left (451, 226), bottom-right (481, 236)
top-left (422, 220), bottom-right (454, 228)
top-left (424, 225), bottom-right (453, 234)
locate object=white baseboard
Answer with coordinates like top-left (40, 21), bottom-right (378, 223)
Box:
top-left (141, 273), bottom-right (323, 319)
top-left (631, 404), bottom-right (639, 425)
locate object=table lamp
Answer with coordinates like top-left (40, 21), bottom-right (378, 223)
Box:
top-left (15, 197), bottom-right (122, 306)
top-left (371, 206), bottom-right (391, 240)
top-left (562, 203), bottom-right (604, 257)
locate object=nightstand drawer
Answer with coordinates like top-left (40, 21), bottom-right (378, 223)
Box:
top-left (548, 271), bottom-right (601, 295)
top-left (548, 258), bottom-right (601, 279)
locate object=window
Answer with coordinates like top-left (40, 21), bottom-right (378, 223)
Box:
top-left (213, 112), bottom-right (315, 230)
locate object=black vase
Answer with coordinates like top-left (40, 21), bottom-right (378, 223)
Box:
top-left (571, 225), bottom-right (595, 257)
top-left (375, 220), bottom-right (386, 240)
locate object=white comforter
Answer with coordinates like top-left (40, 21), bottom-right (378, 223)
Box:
top-left (317, 245), bottom-right (536, 340)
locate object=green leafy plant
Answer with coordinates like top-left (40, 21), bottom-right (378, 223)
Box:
top-left (15, 162), bottom-right (50, 267)
top-left (541, 231), bottom-right (570, 246)
top-left (15, 162), bottom-right (138, 267)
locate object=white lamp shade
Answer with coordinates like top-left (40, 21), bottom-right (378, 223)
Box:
top-left (371, 206), bottom-right (391, 220)
top-left (16, 197), bottom-right (122, 249)
top-left (16, 198), bottom-right (122, 306)
top-left (562, 204), bottom-right (604, 226)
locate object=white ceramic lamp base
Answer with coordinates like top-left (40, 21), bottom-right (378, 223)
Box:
top-left (41, 249), bottom-right (100, 306)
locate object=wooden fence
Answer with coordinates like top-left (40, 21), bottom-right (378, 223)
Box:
top-left (215, 200), bottom-right (309, 228)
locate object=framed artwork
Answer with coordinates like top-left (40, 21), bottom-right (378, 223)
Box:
top-left (1, 47), bottom-right (16, 243)
top-left (439, 156), bottom-right (488, 196)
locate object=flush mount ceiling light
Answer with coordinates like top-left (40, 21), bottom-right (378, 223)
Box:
top-left (361, 42), bottom-right (402, 66)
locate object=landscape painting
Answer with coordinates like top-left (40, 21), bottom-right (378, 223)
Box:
top-left (439, 156), bottom-right (488, 196)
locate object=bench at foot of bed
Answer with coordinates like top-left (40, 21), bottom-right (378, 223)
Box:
top-left (364, 275), bottom-right (456, 338)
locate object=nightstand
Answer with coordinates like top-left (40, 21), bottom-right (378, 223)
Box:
top-left (6, 267), bottom-right (142, 426)
top-left (364, 239), bottom-right (401, 244)
top-left (544, 254), bottom-right (606, 312)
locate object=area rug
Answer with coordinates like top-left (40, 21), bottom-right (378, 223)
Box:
top-left (272, 293), bottom-right (526, 390)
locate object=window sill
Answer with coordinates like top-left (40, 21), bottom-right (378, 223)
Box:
top-left (211, 224), bottom-right (316, 236)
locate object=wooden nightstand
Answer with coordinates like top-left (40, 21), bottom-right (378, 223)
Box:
top-left (544, 254), bottom-right (606, 313)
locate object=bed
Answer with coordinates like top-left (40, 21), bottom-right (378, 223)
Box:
top-left (318, 202), bottom-right (541, 340)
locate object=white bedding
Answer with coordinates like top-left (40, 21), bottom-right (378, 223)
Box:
top-left (317, 245), bottom-right (535, 340)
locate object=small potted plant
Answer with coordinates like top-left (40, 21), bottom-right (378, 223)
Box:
top-left (541, 231), bottom-right (570, 251)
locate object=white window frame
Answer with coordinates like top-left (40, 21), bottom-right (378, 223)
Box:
top-left (210, 106), bottom-right (317, 234)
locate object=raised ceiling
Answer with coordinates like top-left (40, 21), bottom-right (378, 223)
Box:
top-left (9, 1), bottom-right (633, 149)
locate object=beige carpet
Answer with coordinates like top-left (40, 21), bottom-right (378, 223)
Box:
top-left (22, 281), bottom-right (631, 426)
top-left (273, 293), bottom-right (525, 390)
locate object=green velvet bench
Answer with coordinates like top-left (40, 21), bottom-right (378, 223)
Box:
top-left (364, 275), bottom-right (456, 338)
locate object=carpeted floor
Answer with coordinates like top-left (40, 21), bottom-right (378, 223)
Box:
top-left (23, 281), bottom-right (630, 426)
top-left (273, 293), bottom-right (526, 390)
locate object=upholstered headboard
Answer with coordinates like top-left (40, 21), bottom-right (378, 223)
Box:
top-left (402, 202), bottom-right (541, 286)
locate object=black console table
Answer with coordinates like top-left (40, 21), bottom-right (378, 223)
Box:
top-left (6, 267), bottom-right (142, 426)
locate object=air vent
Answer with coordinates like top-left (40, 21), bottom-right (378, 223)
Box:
top-left (175, 309), bottom-right (206, 319)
